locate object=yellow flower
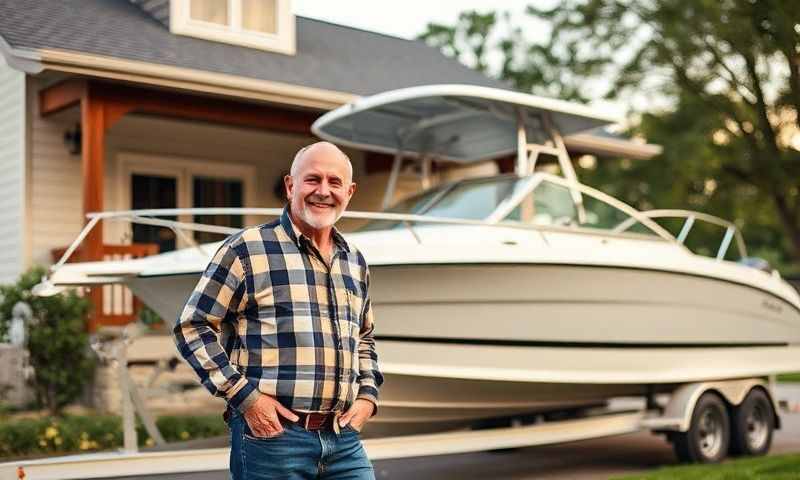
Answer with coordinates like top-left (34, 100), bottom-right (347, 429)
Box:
top-left (79, 439), bottom-right (91, 451)
top-left (179, 431), bottom-right (190, 440)
top-left (54, 437), bottom-right (62, 446)
top-left (80, 432), bottom-right (90, 440)
top-left (44, 427), bottom-right (58, 439)
top-left (145, 438), bottom-right (155, 447)
top-left (38, 439), bottom-right (47, 448)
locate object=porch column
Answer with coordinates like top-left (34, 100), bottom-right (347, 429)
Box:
top-left (80, 91), bottom-right (105, 332)
top-left (81, 92), bottom-right (105, 263)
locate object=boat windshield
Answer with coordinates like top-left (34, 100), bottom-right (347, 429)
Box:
top-left (359, 176), bottom-right (525, 231)
top-left (503, 178), bottom-right (659, 237)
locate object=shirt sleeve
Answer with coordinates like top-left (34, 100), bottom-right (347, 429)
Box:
top-left (173, 239), bottom-right (261, 413)
top-left (356, 267), bottom-right (384, 411)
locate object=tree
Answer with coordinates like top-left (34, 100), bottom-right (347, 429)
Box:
top-left (419, 2), bottom-right (800, 269)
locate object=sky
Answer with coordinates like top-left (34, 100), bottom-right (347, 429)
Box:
top-left (291, 1), bottom-right (631, 120)
top-left (292, 1), bottom-right (537, 41)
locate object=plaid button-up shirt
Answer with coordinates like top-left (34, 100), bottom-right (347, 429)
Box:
top-left (174, 208), bottom-right (382, 414)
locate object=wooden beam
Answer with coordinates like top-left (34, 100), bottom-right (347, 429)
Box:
top-left (88, 81), bottom-right (320, 134)
top-left (39, 79), bottom-right (86, 117)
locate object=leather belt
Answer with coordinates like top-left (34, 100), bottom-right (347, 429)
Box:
top-left (292, 411), bottom-right (336, 431)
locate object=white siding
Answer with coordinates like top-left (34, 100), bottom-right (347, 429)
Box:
top-left (0, 56), bottom-right (25, 284)
top-left (28, 78), bottom-right (84, 268)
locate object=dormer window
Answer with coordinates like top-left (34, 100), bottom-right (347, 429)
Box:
top-left (171, 0), bottom-right (295, 54)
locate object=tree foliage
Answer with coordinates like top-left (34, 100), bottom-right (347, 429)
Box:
top-left (0, 267), bottom-right (95, 415)
top-left (419, 1), bottom-right (800, 269)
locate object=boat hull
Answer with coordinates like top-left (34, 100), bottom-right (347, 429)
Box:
top-left (133, 262), bottom-right (800, 346)
top-left (127, 262), bottom-right (800, 433)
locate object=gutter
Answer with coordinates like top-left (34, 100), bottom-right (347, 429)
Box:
top-left (0, 40), bottom-right (356, 110)
top-left (0, 35), bottom-right (43, 74)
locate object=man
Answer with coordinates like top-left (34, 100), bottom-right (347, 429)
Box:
top-left (174, 142), bottom-right (383, 479)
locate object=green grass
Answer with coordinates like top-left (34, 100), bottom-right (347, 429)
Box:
top-left (777, 372), bottom-right (800, 383)
top-left (614, 453), bottom-right (800, 479)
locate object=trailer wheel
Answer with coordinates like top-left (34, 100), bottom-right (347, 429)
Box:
top-left (729, 388), bottom-right (774, 457)
top-left (672, 392), bottom-right (730, 463)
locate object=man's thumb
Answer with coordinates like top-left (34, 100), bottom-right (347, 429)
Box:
top-left (338, 408), bottom-right (353, 426)
top-left (275, 402), bottom-right (299, 422)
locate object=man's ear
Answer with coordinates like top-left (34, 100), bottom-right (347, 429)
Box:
top-left (284, 175), bottom-right (293, 201)
top-left (347, 182), bottom-right (357, 199)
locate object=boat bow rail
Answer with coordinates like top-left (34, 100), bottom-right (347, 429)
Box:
top-left (39, 172), bottom-right (685, 293)
top-left (613, 209), bottom-right (750, 262)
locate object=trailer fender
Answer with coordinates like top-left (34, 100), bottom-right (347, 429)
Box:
top-left (643, 378), bottom-right (770, 432)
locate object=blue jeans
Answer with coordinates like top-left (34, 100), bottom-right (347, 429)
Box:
top-left (228, 409), bottom-right (375, 480)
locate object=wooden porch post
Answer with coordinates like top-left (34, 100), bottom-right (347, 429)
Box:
top-left (81, 90), bottom-right (106, 332)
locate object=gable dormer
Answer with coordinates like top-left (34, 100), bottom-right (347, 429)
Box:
top-left (169, 0), bottom-right (295, 54)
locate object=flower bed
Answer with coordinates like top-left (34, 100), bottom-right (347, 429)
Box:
top-left (0, 413), bottom-right (227, 460)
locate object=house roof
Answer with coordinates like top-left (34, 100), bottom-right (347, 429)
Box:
top-left (0, 0), bottom-right (507, 96)
top-left (0, 0), bottom-right (661, 160)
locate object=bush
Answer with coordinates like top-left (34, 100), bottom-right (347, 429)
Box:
top-left (0, 413), bottom-right (227, 459)
top-left (0, 267), bottom-right (95, 415)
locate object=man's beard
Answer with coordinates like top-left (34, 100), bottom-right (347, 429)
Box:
top-left (298, 196), bottom-right (343, 229)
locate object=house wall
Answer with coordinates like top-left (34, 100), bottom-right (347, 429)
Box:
top-left (0, 56), bottom-right (26, 284)
top-left (27, 78), bottom-right (84, 269)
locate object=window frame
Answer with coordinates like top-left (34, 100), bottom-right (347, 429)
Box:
top-left (171, 0), bottom-right (295, 55)
top-left (115, 152), bottom-right (257, 248)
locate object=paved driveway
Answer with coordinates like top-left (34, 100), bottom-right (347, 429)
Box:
top-left (93, 384), bottom-right (800, 480)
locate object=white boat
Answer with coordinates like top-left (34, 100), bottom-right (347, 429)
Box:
top-left (35, 85), bottom-right (800, 435)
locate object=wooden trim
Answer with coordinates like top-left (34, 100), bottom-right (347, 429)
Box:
top-left (88, 81), bottom-right (320, 133)
top-left (39, 48), bottom-right (356, 110)
top-left (38, 79), bottom-right (86, 117)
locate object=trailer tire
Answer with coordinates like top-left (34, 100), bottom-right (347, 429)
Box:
top-left (729, 388), bottom-right (774, 457)
top-left (672, 392), bottom-right (730, 464)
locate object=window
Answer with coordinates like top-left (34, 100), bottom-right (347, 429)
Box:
top-left (193, 176), bottom-right (245, 244)
top-left (359, 177), bottom-right (526, 232)
top-left (172, 0), bottom-right (295, 54)
top-left (504, 178), bottom-right (660, 237)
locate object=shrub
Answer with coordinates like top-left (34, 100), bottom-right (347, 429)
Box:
top-left (0, 267), bottom-right (95, 415)
top-left (0, 413), bottom-right (227, 459)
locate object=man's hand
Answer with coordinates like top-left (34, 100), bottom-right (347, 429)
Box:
top-left (243, 394), bottom-right (299, 438)
top-left (338, 399), bottom-right (375, 432)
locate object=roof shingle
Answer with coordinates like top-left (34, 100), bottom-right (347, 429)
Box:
top-left (0, 0), bottom-right (508, 95)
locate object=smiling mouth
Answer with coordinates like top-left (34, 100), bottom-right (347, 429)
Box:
top-left (308, 201), bottom-right (335, 209)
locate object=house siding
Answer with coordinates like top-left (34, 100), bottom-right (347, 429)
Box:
top-left (28, 78), bottom-right (84, 268)
top-left (0, 56), bottom-right (25, 284)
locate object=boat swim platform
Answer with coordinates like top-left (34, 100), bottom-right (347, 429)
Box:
top-left (4, 411), bottom-right (647, 480)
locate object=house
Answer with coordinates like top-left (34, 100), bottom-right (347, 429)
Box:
top-left (0, 0), bottom-right (660, 330)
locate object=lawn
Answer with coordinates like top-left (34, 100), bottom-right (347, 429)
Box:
top-left (615, 453), bottom-right (800, 479)
top-left (777, 372), bottom-right (800, 383)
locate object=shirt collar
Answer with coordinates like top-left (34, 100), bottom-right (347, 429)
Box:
top-left (280, 206), bottom-right (350, 253)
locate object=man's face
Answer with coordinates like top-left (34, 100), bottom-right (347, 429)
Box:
top-left (285, 145), bottom-right (356, 231)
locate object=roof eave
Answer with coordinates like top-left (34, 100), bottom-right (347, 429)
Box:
top-left (0, 34), bottom-right (44, 74)
top-left (5, 45), bottom-right (357, 111)
top-left (564, 132), bottom-right (663, 160)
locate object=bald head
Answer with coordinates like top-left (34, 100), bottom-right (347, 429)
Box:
top-left (284, 141), bottom-right (357, 232)
top-left (290, 141), bottom-right (353, 183)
